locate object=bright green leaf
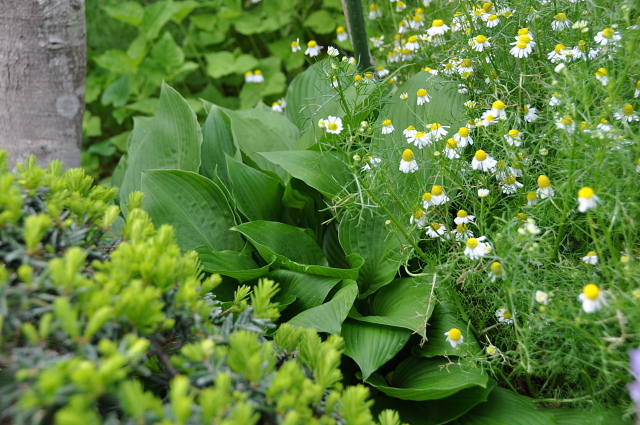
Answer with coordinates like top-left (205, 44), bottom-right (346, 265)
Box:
top-left (196, 247), bottom-right (270, 282)
top-left (449, 387), bottom-right (557, 425)
top-left (257, 150), bottom-right (352, 198)
top-left (141, 1), bottom-right (175, 40)
top-left (141, 170), bottom-right (244, 252)
top-left (288, 280), bottom-right (358, 334)
top-left (200, 104), bottom-right (238, 185)
top-left (339, 209), bottom-right (403, 296)
top-left (101, 76), bottom-right (131, 107)
top-left (102, 2), bottom-right (144, 26)
top-left (151, 32), bottom-right (184, 69)
top-left (205, 51), bottom-right (237, 79)
top-left (94, 50), bottom-right (140, 74)
top-left (226, 156), bottom-right (284, 221)
top-left (342, 319), bottom-right (412, 380)
top-left (120, 83), bottom-right (202, 209)
top-left (304, 10), bottom-right (337, 34)
top-left (270, 269), bottom-right (342, 314)
top-left (367, 357), bottom-right (489, 401)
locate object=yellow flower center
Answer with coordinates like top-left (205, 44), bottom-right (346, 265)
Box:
top-left (466, 238), bottom-right (479, 249)
top-left (402, 149), bottom-right (415, 162)
top-left (413, 15), bottom-right (423, 22)
top-left (244, 71), bottom-right (253, 78)
top-left (561, 115), bottom-right (574, 125)
top-left (537, 175), bottom-right (551, 189)
top-left (555, 13), bottom-right (567, 21)
top-left (408, 35), bottom-right (418, 43)
top-left (329, 123), bottom-right (339, 131)
top-left (623, 104), bottom-right (635, 115)
top-left (422, 192), bottom-right (432, 201)
top-left (337, 26), bottom-right (345, 34)
top-left (433, 19), bottom-right (444, 27)
top-left (493, 101), bottom-right (505, 111)
top-left (518, 28), bottom-right (530, 36)
top-left (602, 28), bottom-right (614, 38)
top-left (491, 262), bottom-right (502, 273)
top-left (448, 328), bottom-right (462, 340)
top-left (431, 222), bottom-right (441, 230)
top-left (485, 115), bottom-right (496, 122)
top-left (488, 14), bottom-right (498, 21)
top-left (459, 127), bottom-right (469, 137)
top-left (583, 284), bottom-right (600, 300)
top-left (417, 88), bottom-right (428, 97)
top-left (482, 2), bottom-right (494, 13)
top-left (596, 68), bottom-right (608, 77)
top-left (527, 191), bottom-right (537, 201)
top-left (432, 185), bottom-right (443, 196)
top-left (457, 210), bottom-right (468, 218)
top-left (503, 310), bottom-right (512, 319)
top-left (475, 150), bottom-right (488, 161)
top-left (370, 4), bottom-right (379, 11)
top-left (383, 119), bottom-right (393, 126)
top-left (578, 187), bottom-right (595, 199)
top-left (505, 176), bottom-right (517, 185)
top-left (508, 129), bottom-right (519, 137)
top-left (516, 212), bottom-right (527, 222)
top-left (476, 35), bottom-right (488, 43)
top-left (414, 209), bottom-right (425, 219)
top-left (447, 138), bottom-right (458, 149)
top-left (456, 224), bottom-right (468, 233)
top-left (308, 40), bottom-right (317, 48)
top-left (406, 125), bottom-right (416, 131)
top-left (415, 131), bottom-right (426, 138)
top-left (461, 59), bottom-right (472, 68)
top-left (555, 44), bottom-right (566, 53)
top-left (354, 75), bottom-right (363, 82)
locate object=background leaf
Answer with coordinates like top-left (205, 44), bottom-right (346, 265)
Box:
top-left (199, 104), bottom-right (239, 186)
top-left (270, 269), bottom-right (342, 314)
top-left (226, 156), bottom-right (284, 221)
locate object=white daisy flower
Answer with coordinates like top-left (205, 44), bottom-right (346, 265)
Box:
top-left (464, 236), bottom-right (488, 259)
top-left (577, 187), bottom-right (601, 212)
top-left (399, 149), bottom-right (419, 173)
top-left (445, 328), bottom-right (464, 347)
top-left (578, 284), bottom-right (607, 313)
top-left (472, 150), bottom-right (497, 172)
top-left (582, 251), bottom-right (599, 265)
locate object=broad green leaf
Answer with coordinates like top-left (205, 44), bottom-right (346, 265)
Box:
top-left (270, 269), bottom-right (342, 315)
top-left (353, 277), bottom-right (434, 338)
top-left (366, 357), bottom-right (489, 401)
top-left (151, 32), bottom-right (184, 69)
top-left (170, 1), bottom-right (199, 23)
top-left (205, 51), bottom-right (236, 79)
top-left (102, 2), bottom-right (144, 26)
top-left (304, 10), bottom-right (337, 34)
top-left (235, 103), bottom-right (300, 147)
top-left (549, 407), bottom-right (627, 425)
top-left (120, 83), bottom-right (202, 209)
top-left (342, 319), bottom-right (412, 380)
top-left (226, 156), bottom-right (284, 221)
top-left (233, 220), bottom-right (327, 266)
top-left (414, 301), bottom-right (481, 358)
top-left (200, 105), bottom-right (238, 185)
top-left (141, 170), bottom-right (244, 252)
top-left (288, 280), bottom-right (358, 334)
top-left (323, 221), bottom-right (351, 269)
top-left (196, 247), bottom-right (270, 282)
top-left (234, 54), bottom-right (259, 74)
top-left (94, 50), bottom-right (140, 74)
top-left (338, 209), bottom-right (402, 296)
top-left (234, 11), bottom-right (262, 35)
top-left (285, 60), bottom-right (347, 132)
top-left (141, 1), bottom-right (175, 40)
top-left (449, 387), bottom-right (557, 425)
top-left (372, 381), bottom-right (496, 425)
top-left (101, 76), bottom-right (130, 107)
top-left (257, 150), bottom-right (352, 198)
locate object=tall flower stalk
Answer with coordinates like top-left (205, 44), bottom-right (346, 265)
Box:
top-left (341, 0), bottom-right (374, 72)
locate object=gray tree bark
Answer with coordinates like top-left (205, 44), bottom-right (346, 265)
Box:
top-left (0, 0), bottom-right (86, 169)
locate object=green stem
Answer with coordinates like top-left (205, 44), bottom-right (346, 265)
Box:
top-left (341, 0), bottom-right (374, 72)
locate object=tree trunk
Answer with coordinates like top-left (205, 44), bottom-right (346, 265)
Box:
top-left (0, 0), bottom-right (86, 169)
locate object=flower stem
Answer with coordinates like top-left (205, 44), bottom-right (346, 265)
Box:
top-left (341, 0), bottom-right (375, 72)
